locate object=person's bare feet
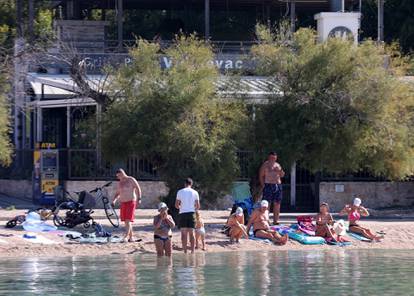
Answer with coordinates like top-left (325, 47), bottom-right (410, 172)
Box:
top-left (276, 234), bottom-right (288, 245)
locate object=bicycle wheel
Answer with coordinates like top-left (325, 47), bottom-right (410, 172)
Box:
top-left (103, 199), bottom-right (119, 228)
top-left (53, 214), bottom-right (66, 227)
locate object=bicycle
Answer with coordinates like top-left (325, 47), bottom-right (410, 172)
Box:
top-left (90, 182), bottom-right (119, 228)
top-left (52, 182), bottom-right (119, 228)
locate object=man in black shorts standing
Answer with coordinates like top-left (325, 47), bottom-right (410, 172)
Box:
top-left (175, 178), bottom-right (200, 254)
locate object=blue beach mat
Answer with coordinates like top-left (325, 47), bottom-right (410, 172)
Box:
top-left (326, 240), bottom-right (352, 247)
top-left (346, 232), bottom-right (372, 242)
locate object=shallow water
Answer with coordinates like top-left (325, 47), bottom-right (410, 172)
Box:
top-left (0, 250), bottom-right (413, 296)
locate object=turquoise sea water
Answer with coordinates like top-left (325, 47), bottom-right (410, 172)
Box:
top-left (0, 250), bottom-right (413, 296)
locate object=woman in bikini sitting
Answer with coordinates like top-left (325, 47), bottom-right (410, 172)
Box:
top-left (315, 202), bottom-right (336, 240)
top-left (153, 202), bottom-right (175, 256)
top-left (340, 197), bottom-right (383, 242)
top-left (227, 207), bottom-right (249, 243)
top-left (246, 200), bottom-right (288, 245)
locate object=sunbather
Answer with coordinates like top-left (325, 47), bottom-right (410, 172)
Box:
top-left (315, 202), bottom-right (336, 240)
top-left (340, 197), bottom-right (383, 242)
top-left (316, 203), bottom-right (350, 243)
top-left (246, 200), bottom-right (288, 245)
top-left (226, 207), bottom-right (249, 243)
top-left (153, 202), bottom-right (175, 256)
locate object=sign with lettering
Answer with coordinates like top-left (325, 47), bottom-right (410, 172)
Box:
top-left (78, 53), bottom-right (253, 73)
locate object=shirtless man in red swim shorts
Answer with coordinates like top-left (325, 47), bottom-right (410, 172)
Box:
top-left (112, 169), bottom-right (142, 242)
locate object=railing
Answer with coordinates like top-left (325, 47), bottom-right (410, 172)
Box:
top-left (59, 39), bottom-right (257, 54)
top-left (1, 149), bottom-right (412, 182)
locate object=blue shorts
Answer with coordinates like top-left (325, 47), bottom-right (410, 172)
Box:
top-left (262, 183), bottom-right (283, 204)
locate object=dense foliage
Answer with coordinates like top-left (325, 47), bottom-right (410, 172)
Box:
top-left (251, 24), bottom-right (414, 180)
top-left (102, 36), bottom-right (247, 202)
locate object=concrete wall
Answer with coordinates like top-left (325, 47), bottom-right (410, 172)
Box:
top-left (0, 179), bottom-right (168, 209)
top-left (0, 179), bottom-right (33, 199)
top-left (64, 180), bottom-right (168, 209)
top-left (320, 182), bottom-right (414, 212)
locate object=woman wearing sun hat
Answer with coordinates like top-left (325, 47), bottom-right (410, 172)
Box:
top-left (153, 202), bottom-right (175, 256)
top-left (227, 207), bottom-right (249, 243)
top-left (340, 197), bottom-right (383, 241)
top-left (246, 200), bottom-right (288, 245)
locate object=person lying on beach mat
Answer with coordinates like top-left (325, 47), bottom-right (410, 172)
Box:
top-left (226, 207), bottom-right (249, 244)
top-left (246, 200), bottom-right (288, 245)
top-left (340, 197), bottom-right (383, 242)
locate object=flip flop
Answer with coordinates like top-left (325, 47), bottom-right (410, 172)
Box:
top-left (128, 238), bottom-right (143, 243)
top-left (376, 231), bottom-right (386, 235)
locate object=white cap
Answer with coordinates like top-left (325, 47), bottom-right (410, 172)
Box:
top-left (260, 200), bottom-right (269, 208)
top-left (235, 207), bottom-right (243, 216)
top-left (353, 198), bottom-right (362, 207)
top-left (158, 202), bottom-right (168, 212)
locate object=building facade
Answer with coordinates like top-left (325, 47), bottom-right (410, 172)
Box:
top-left (5, 0), bottom-right (396, 211)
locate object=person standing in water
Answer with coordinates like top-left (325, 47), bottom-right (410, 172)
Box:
top-left (153, 202), bottom-right (175, 257)
top-left (175, 178), bottom-right (200, 254)
top-left (259, 152), bottom-right (285, 225)
top-left (112, 169), bottom-right (142, 242)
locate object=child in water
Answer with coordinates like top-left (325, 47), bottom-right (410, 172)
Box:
top-left (195, 211), bottom-right (206, 251)
top-left (226, 207), bottom-right (249, 243)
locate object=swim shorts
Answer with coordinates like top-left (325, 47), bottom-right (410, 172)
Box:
top-left (120, 201), bottom-right (136, 222)
top-left (178, 212), bottom-right (196, 229)
top-left (262, 183), bottom-right (283, 204)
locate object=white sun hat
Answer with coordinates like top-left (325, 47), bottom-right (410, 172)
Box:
top-left (260, 200), bottom-right (269, 208)
top-left (235, 207), bottom-right (244, 216)
top-left (353, 197), bottom-right (362, 207)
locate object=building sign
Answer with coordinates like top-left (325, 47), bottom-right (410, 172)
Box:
top-left (79, 53), bottom-right (252, 73)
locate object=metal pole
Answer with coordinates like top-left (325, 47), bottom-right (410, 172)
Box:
top-left (378, 0), bottom-right (384, 42)
top-left (341, 0), bottom-right (345, 12)
top-left (117, 0), bottom-right (123, 49)
top-left (290, 1), bottom-right (296, 33)
top-left (66, 107), bottom-right (71, 148)
top-left (205, 0), bottom-right (210, 40)
top-left (16, 0), bottom-right (24, 37)
top-left (28, 0), bottom-right (35, 38)
top-left (290, 161), bottom-right (296, 208)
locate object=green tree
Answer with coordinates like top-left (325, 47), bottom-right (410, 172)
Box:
top-left (102, 35), bottom-right (247, 203)
top-left (251, 24), bottom-right (414, 180)
top-left (0, 31), bottom-right (12, 165)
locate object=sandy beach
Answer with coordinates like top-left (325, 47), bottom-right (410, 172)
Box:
top-left (1, 209), bottom-right (414, 259)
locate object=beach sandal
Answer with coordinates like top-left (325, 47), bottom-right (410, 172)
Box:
top-left (128, 238), bottom-right (143, 243)
top-left (376, 231), bottom-right (386, 235)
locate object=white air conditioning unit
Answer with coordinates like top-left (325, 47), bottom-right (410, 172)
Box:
top-left (314, 12), bottom-right (361, 44)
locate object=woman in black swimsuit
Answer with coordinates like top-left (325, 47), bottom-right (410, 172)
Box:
top-left (153, 202), bottom-right (175, 257)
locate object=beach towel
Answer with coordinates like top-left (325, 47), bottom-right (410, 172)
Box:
top-left (326, 240), bottom-right (352, 247)
top-left (249, 235), bottom-right (272, 244)
top-left (21, 233), bottom-right (57, 244)
top-left (66, 235), bottom-right (124, 244)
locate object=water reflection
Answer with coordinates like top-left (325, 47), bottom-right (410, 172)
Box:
top-left (1, 250), bottom-right (414, 296)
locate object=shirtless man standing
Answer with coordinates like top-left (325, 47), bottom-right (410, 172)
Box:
top-left (246, 200), bottom-right (288, 245)
top-left (259, 152), bottom-right (285, 225)
top-left (112, 169), bottom-right (142, 242)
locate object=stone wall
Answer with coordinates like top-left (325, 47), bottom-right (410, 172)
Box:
top-left (0, 179), bottom-right (168, 209)
top-left (0, 179), bottom-right (33, 199)
top-left (320, 182), bottom-right (414, 212)
top-left (64, 181), bottom-right (168, 209)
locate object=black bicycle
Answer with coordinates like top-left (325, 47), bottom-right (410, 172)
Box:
top-left (53, 182), bottom-right (119, 228)
top-left (90, 182), bottom-right (119, 228)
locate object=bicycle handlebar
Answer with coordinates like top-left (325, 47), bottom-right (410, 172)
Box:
top-left (89, 182), bottom-right (113, 193)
